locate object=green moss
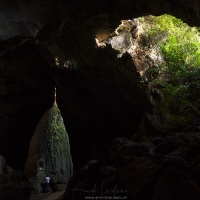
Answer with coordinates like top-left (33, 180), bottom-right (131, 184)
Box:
top-left (23, 106), bottom-right (73, 178)
top-left (138, 14), bottom-right (200, 127)
top-left (28, 177), bottom-right (41, 194)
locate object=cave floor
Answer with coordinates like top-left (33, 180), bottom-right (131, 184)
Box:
top-left (30, 191), bottom-right (64, 200)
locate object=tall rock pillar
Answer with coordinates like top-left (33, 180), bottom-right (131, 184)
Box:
top-left (24, 88), bottom-right (73, 178)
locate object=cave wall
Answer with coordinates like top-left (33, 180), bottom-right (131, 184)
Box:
top-left (0, 45), bottom-right (54, 169)
top-left (0, 0), bottom-right (200, 170)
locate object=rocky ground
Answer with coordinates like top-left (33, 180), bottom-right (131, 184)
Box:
top-left (63, 131), bottom-right (200, 200)
top-left (2, 118), bottom-right (200, 200)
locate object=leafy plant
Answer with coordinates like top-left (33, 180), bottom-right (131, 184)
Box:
top-left (138, 14), bottom-right (200, 128)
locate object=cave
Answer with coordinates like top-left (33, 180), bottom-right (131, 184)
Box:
top-left (1, 0), bottom-right (200, 200)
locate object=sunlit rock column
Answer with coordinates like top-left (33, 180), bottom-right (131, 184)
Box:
top-left (24, 89), bottom-right (73, 178)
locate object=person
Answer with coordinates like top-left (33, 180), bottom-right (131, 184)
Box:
top-left (43, 176), bottom-right (51, 193)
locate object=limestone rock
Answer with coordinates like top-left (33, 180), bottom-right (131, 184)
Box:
top-left (0, 155), bottom-right (18, 174)
top-left (24, 106), bottom-right (73, 178)
top-left (0, 155), bottom-right (7, 174)
top-left (63, 130), bottom-right (200, 200)
top-left (154, 136), bottom-right (184, 155)
top-left (136, 113), bottom-right (171, 138)
top-left (109, 138), bottom-right (149, 160)
top-left (154, 167), bottom-right (200, 200)
top-left (0, 171), bottom-right (31, 200)
top-left (118, 156), bottom-right (161, 199)
top-left (7, 165), bottom-right (15, 174)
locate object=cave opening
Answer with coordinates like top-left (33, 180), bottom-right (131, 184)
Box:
top-left (101, 14), bottom-right (200, 131)
top-left (1, 13), bottom-right (200, 172)
top-left (23, 13), bottom-right (200, 174)
top-left (1, 1), bottom-right (200, 199)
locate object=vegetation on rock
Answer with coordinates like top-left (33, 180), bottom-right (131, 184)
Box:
top-left (111, 14), bottom-right (200, 129)
top-left (140, 14), bottom-right (200, 128)
top-left (25, 106), bottom-right (73, 178)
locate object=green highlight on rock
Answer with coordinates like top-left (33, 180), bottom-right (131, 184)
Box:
top-left (140, 14), bottom-right (200, 127)
top-left (110, 14), bottom-right (200, 129)
top-left (24, 106), bottom-right (73, 179)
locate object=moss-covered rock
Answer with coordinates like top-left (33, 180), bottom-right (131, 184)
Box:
top-left (28, 177), bottom-right (42, 194)
top-left (24, 106), bottom-right (73, 178)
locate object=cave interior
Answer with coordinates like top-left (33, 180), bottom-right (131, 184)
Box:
top-left (1, 0), bottom-right (200, 199)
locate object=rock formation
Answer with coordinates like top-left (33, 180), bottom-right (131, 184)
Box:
top-left (0, 171), bottom-right (31, 200)
top-left (0, 0), bottom-right (200, 170)
top-left (64, 133), bottom-right (200, 200)
top-left (0, 156), bottom-right (30, 200)
top-left (24, 90), bottom-right (73, 178)
top-left (0, 0), bottom-right (200, 186)
top-left (0, 155), bottom-right (7, 174)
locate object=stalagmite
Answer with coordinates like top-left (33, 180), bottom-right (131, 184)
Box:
top-left (24, 88), bottom-right (73, 178)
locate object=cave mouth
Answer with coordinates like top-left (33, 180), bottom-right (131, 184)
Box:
top-left (1, 1), bottom-right (200, 198)
top-left (1, 9), bottom-right (200, 174)
top-left (29, 13), bottom-right (200, 171)
top-left (96, 14), bottom-right (200, 131)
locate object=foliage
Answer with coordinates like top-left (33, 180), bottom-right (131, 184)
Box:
top-left (139, 14), bottom-right (200, 128)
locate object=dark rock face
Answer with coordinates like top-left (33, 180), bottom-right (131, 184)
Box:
top-left (0, 1), bottom-right (200, 199)
top-left (109, 138), bottom-right (149, 160)
top-left (136, 113), bottom-right (171, 139)
top-left (118, 156), bottom-right (161, 199)
top-left (63, 161), bottom-right (127, 200)
top-left (154, 136), bottom-right (184, 155)
top-left (0, 0), bottom-right (200, 174)
top-left (24, 106), bottom-right (73, 178)
top-left (154, 166), bottom-right (200, 200)
top-left (0, 170), bottom-right (31, 200)
top-left (0, 45), bottom-right (54, 170)
top-left (0, 155), bottom-right (7, 174)
top-left (64, 133), bottom-right (200, 200)
top-left (51, 41), bottom-right (151, 167)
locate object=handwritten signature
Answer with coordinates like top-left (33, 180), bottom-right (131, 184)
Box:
top-left (72, 180), bottom-right (127, 199)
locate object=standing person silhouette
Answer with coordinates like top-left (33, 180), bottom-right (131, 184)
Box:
top-left (44, 176), bottom-right (51, 193)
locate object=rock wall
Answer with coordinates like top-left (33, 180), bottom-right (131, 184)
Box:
top-left (0, 155), bottom-right (7, 174)
top-left (64, 133), bottom-right (200, 200)
top-left (0, 45), bottom-right (54, 169)
top-left (0, 0), bottom-right (200, 170)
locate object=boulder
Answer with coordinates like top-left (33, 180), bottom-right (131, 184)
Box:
top-left (109, 138), bottom-right (149, 160)
top-left (118, 156), bottom-right (161, 199)
top-left (63, 135), bottom-right (200, 200)
top-left (0, 171), bottom-right (31, 200)
top-left (154, 136), bottom-right (184, 155)
top-left (154, 166), bottom-right (200, 200)
top-left (168, 132), bottom-right (200, 161)
top-left (135, 113), bottom-right (170, 139)
top-left (0, 155), bottom-right (7, 174)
